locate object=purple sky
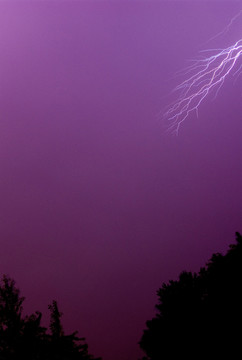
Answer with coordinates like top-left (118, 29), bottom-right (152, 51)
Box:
top-left (0, 1), bottom-right (242, 359)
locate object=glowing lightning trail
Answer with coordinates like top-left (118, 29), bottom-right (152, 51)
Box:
top-left (204, 10), bottom-right (242, 45)
top-left (164, 11), bottom-right (242, 135)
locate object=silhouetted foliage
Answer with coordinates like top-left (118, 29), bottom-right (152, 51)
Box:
top-left (0, 276), bottom-right (101, 360)
top-left (48, 300), bottom-right (64, 339)
top-left (139, 232), bottom-right (242, 360)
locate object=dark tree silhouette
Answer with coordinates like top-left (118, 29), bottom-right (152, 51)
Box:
top-left (48, 300), bottom-right (64, 339)
top-left (0, 275), bottom-right (25, 359)
top-left (47, 300), bottom-right (101, 360)
top-left (139, 232), bottom-right (242, 360)
top-left (0, 276), bottom-right (101, 360)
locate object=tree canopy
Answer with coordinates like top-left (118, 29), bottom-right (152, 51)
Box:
top-left (139, 232), bottom-right (242, 360)
top-left (0, 276), bottom-right (101, 360)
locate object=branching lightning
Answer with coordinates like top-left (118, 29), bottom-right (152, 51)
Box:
top-left (164, 10), bottom-right (242, 135)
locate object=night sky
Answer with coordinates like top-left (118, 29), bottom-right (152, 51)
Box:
top-left (0, 1), bottom-right (242, 360)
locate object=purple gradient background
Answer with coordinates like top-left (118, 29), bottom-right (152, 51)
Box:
top-left (0, 1), bottom-right (241, 359)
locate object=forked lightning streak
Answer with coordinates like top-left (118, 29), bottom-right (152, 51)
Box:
top-left (164, 11), bottom-right (242, 135)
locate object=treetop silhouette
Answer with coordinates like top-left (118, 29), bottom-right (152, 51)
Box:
top-left (0, 276), bottom-right (101, 360)
top-left (139, 232), bottom-right (242, 360)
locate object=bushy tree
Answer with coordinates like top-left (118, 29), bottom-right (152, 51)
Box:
top-left (139, 232), bottom-right (242, 360)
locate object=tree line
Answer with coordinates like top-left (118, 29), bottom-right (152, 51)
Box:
top-left (0, 275), bottom-right (101, 360)
top-left (1, 232), bottom-right (242, 359)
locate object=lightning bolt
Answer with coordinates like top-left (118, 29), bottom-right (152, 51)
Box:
top-left (205, 10), bottom-right (242, 45)
top-left (164, 11), bottom-right (242, 135)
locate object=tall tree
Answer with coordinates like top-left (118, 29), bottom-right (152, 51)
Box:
top-left (0, 275), bottom-right (25, 359)
top-left (48, 300), bottom-right (64, 339)
top-left (48, 300), bottom-right (102, 360)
